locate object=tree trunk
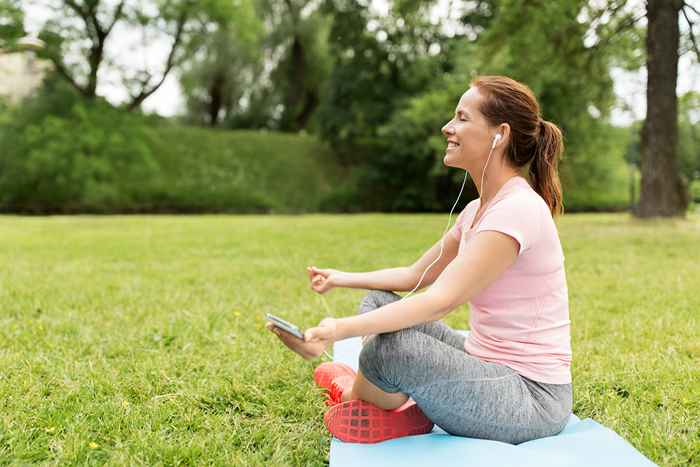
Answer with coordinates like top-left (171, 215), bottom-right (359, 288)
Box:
top-left (295, 89), bottom-right (318, 129)
top-left (637, 0), bottom-right (688, 218)
top-left (86, 43), bottom-right (103, 98)
top-left (280, 34), bottom-right (306, 131)
top-left (207, 71), bottom-right (225, 127)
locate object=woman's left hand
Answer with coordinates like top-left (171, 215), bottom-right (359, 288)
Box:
top-left (266, 317), bottom-right (338, 360)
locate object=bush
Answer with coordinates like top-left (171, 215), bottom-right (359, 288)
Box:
top-left (347, 75), bottom-right (632, 213)
top-left (318, 169), bottom-right (363, 213)
top-left (0, 76), bottom-right (342, 214)
top-left (691, 179), bottom-right (700, 203)
top-left (558, 123), bottom-right (632, 212)
top-left (144, 127), bottom-right (341, 213)
top-left (0, 97), bottom-right (159, 213)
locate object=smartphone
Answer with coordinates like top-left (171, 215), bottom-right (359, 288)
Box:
top-left (266, 313), bottom-right (305, 341)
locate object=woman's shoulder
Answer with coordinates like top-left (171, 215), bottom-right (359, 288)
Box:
top-left (490, 183), bottom-right (547, 215)
top-left (454, 198), bottom-right (480, 222)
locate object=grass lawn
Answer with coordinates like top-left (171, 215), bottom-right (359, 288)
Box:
top-left (0, 213), bottom-right (698, 465)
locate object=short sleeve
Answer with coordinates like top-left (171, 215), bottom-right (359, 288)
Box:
top-left (447, 205), bottom-right (470, 241)
top-left (475, 194), bottom-right (543, 255)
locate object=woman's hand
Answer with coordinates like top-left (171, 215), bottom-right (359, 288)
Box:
top-left (266, 317), bottom-right (338, 360)
top-left (304, 317), bottom-right (338, 344)
top-left (307, 266), bottom-right (341, 294)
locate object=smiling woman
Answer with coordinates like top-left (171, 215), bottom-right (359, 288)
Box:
top-left (268, 75), bottom-right (572, 445)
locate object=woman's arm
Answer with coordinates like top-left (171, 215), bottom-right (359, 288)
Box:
top-left (333, 267), bottom-right (421, 292)
top-left (307, 230), bottom-right (519, 342)
top-left (405, 230), bottom-right (461, 291)
top-left (332, 230), bottom-right (461, 292)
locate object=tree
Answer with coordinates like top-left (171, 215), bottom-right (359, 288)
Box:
top-left (180, 0), bottom-right (331, 130)
top-left (317, 0), bottom-right (449, 166)
top-left (354, 0), bottom-right (643, 212)
top-left (258, 0), bottom-right (332, 131)
top-left (35, 0), bottom-right (212, 112)
top-left (0, 0), bottom-right (25, 48)
top-left (636, 0), bottom-right (690, 217)
top-left (179, 0), bottom-right (263, 127)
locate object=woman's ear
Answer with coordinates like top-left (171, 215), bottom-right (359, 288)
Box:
top-left (497, 123), bottom-right (511, 146)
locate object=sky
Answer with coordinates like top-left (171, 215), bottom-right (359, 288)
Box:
top-left (22, 0), bottom-right (700, 126)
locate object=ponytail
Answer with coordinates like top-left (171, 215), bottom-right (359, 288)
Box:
top-left (529, 119), bottom-right (564, 217)
top-left (472, 76), bottom-right (565, 217)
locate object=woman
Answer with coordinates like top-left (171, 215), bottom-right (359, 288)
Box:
top-left (267, 76), bottom-right (573, 445)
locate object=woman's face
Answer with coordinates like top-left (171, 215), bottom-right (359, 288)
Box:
top-left (441, 87), bottom-right (496, 170)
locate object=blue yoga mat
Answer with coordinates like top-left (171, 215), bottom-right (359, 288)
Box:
top-left (329, 335), bottom-right (656, 467)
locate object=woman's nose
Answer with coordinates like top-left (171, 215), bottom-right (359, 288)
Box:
top-left (442, 121), bottom-right (453, 136)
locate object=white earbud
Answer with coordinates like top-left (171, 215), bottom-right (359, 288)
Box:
top-left (491, 133), bottom-right (502, 149)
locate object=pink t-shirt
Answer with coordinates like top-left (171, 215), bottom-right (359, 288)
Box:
top-left (448, 175), bottom-right (572, 384)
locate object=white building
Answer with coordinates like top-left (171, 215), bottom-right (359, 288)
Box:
top-left (0, 38), bottom-right (52, 104)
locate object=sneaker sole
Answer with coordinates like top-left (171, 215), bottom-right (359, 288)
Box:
top-left (324, 399), bottom-right (434, 443)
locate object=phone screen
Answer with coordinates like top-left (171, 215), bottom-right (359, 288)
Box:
top-left (266, 313), bottom-right (305, 341)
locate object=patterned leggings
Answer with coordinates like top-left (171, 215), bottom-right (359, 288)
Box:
top-left (357, 290), bottom-right (573, 444)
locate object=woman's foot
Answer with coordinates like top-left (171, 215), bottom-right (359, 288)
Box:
top-left (324, 399), bottom-right (434, 443)
top-left (314, 362), bottom-right (357, 406)
top-left (313, 362), bottom-right (356, 389)
top-left (329, 375), bottom-right (355, 405)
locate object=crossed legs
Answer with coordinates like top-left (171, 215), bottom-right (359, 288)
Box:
top-left (343, 290), bottom-right (466, 410)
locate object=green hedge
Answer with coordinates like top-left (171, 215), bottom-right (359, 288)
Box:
top-left (0, 101), bottom-right (158, 213)
top-left (690, 179), bottom-right (700, 203)
top-left (144, 126), bottom-right (344, 213)
top-left (0, 94), bottom-right (344, 214)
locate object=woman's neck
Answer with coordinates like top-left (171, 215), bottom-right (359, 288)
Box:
top-left (475, 169), bottom-right (520, 206)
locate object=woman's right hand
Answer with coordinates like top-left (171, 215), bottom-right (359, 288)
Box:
top-left (306, 266), bottom-right (340, 294)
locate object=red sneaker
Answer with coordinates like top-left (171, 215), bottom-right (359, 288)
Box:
top-left (326, 375), bottom-right (354, 406)
top-left (313, 362), bottom-right (356, 390)
top-left (324, 399), bottom-right (434, 443)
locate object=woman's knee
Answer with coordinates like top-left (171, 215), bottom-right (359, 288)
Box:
top-left (358, 329), bottom-right (417, 381)
top-left (358, 289), bottom-right (401, 314)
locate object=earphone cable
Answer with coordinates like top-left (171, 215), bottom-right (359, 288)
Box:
top-left (401, 169), bottom-right (469, 301)
top-left (402, 143), bottom-right (496, 302)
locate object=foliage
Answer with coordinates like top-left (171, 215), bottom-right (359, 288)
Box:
top-left (316, 0), bottom-right (454, 169)
top-left (0, 0), bottom-right (24, 47)
top-left (691, 179), bottom-right (700, 202)
top-left (368, 78), bottom-right (478, 212)
top-left (179, 0), bottom-right (264, 127)
top-left (624, 90), bottom-right (700, 202)
top-left (0, 80), bottom-right (159, 212)
top-left (559, 124), bottom-right (632, 212)
top-left (2, 0), bottom-right (684, 214)
top-left (263, 0), bottom-right (333, 132)
top-left (678, 91), bottom-right (700, 183)
top-left (180, 0), bottom-right (333, 131)
top-left (463, 0), bottom-right (642, 211)
top-left (145, 126), bottom-right (343, 213)
top-left (322, 0), bottom-right (641, 212)
top-left (0, 76), bottom-right (342, 213)
top-left (34, 0), bottom-right (224, 110)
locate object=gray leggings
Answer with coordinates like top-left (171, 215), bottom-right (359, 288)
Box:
top-left (357, 290), bottom-right (573, 445)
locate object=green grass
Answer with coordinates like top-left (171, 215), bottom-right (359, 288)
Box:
top-left (0, 213), bottom-right (698, 465)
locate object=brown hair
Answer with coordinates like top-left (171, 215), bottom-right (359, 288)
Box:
top-left (471, 76), bottom-right (564, 216)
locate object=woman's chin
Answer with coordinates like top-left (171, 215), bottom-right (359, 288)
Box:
top-left (443, 153), bottom-right (458, 168)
